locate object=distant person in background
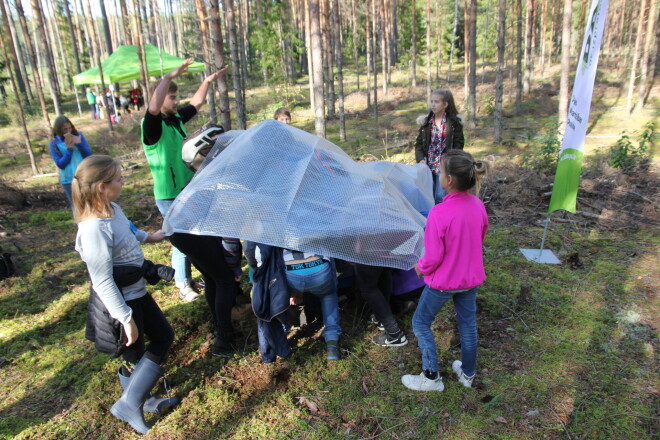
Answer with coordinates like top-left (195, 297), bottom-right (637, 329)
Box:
top-left (274, 107), bottom-right (292, 125)
top-left (86, 88), bottom-right (97, 120)
top-left (119, 93), bottom-right (131, 115)
top-left (131, 86), bottom-right (144, 111)
top-left (49, 115), bottom-right (92, 210)
top-left (414, 89), bottom-right (464, 204)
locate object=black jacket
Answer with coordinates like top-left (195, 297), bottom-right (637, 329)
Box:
top-left (414, 111), bottom-right (465, 163)
top-left (85, 260), bottom-right (174, 357)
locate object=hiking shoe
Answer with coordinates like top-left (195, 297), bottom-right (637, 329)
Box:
top-left (452, 360), bottom-right (475, 388)
top-left (401, 372), bottom-right (444, 392)
top-left (178, 282), bottom-right (200, 302)
top-left (326, 341), bottom-right (341, 361)
top-left (372, 331), bottom-right (408, 347)
top-left (368, 313), bottom-right (385, 331)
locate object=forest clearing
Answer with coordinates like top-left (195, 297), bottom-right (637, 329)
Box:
top-left (1, 0), bottom-right (659, 439)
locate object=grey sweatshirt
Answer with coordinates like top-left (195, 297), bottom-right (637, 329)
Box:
top-left (75, 203), bottom-right (148, 324)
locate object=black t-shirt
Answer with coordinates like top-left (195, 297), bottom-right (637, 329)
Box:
top-left (142, 104), bottom-right (197, 146)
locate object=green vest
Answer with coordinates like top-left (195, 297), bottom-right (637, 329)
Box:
top-left (141, 114), bottom-right (194, 200)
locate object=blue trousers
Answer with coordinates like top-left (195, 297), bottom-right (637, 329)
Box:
top-left (285, 262), bottom-right (341, 342)
top-left (412, 285), bottom-right (479, 376)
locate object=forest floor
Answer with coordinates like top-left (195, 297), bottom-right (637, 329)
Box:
top-left (0, 62), bottom-right (658, 439)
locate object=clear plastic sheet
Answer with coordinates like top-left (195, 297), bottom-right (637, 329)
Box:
top-left (164, 120), bottom-right (433, 269)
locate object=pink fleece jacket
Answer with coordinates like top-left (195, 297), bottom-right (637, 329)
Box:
top-left (417, 191), bottom-right (488, 291)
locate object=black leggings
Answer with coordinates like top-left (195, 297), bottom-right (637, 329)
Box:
top-left (122, 293), bottom-right (174, 365)
top-left (170, 233), bottom-right (237, 332)
top-left (354, 264), bottom-right (399, 334)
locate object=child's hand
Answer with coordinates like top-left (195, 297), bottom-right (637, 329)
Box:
top-left (123, 319), bottom-right (139, 346)
top-left (414, 264), bottom-right (423, 278)
top-left (234, 274), bottom-right (242, 282)
top-left (71, 135), bottom-right (82, 144)
top-left (146, 230), bottom-right (167, 243)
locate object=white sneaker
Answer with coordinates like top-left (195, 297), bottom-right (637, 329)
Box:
top-left (452, 360), bottom-right (475, 388)
top-left (401, 372), bottom-right (444, 392)
top-left (178, 283), bottom-right (200, 302)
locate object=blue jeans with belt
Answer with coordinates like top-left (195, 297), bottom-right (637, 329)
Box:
top-left (285, 261), bottom-right (341, 342)
top-left (412, 285), bottom-right (479, 376)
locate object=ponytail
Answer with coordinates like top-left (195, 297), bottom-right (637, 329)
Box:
top-left (442, 150), bottom-right (490, 195)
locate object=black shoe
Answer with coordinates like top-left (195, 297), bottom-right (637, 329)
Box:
top-left (372, 331), bottom-right (408, 347)
top-left (368, 313), bottom-right (385, 331)
top-left (212, 330), bottom-right (237, 356)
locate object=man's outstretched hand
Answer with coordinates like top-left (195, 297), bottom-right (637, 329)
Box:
top-left (168, 58), bottom-right (195, 79)
top-left (205, 66), bottom-right (229, 83)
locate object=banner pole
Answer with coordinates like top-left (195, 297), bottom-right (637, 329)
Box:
top-left (538, 216), bottom-right (551, 256)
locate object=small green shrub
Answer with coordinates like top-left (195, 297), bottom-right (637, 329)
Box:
top-left (521, 125), bottom-right (561, 171)
top-left (608, 122), bottom-right (654, 168)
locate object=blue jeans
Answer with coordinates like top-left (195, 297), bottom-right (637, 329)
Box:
top-left (62, 183), bottom-right (73, 208)
top-left (432, 172), bottom-right (448, 204)
top-left (285, 262), bottom-right (342, 342)
top-left (412, 285), bottom-right (479, 376)
top-left (156, 199), bottom-right (190, 284)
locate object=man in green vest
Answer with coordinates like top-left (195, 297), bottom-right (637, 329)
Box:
top-left (142, 59), bottom-right (228, 302)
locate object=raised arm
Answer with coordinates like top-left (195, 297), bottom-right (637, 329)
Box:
top-left (147, 58), bottom-right (195, 116)
top-left (188, 66), bottom-right (229, 111)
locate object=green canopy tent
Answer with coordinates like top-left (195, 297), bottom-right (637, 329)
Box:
top-left (73, 44), bottom-right (205, 85)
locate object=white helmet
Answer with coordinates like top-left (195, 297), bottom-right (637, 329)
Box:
top-left (182, 124), bottom-right (225, 171)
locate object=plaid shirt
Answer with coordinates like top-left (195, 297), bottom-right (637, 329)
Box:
top-left (427, 113), bottom-right (447, 175)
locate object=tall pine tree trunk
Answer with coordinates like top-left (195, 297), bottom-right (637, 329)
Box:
top-left (226, 0), bottom-right (246, 129)
top-left (558, 0), bottom-right (572, 131)
top-left (0, 0), bottom-right (36, 174)
top-left (425, 0), bottom-right (431, 105)
top-left (16, 0), bottom-right (49, 127)
top-left (635, 0), bottom-right (656, 111)
top-left (305, 0), bottom-right (315, 110)
top-left (467, 0), bottom-right (476, 122)
top-left (366, 0), bottom-right (372, 108)
top-left (494, 0), bottom-right (506, 143)
top-left (309, 0), bottom-right (326, 137)
top-left (31, 0), bottom-right (61, 115)
top-left (515, 0), bottom-right (522, 114)
top-left (332, 0), bottom-right (346, 141)
top-left (626, 0), bottom-right (648, 114)
top-left (85, 0), bottom-right (112, 132)
top-left (7, 6), bottom-right (31, 102)
top-left (351, 0), bottom-right (359, 89)
top-left (210, 0), bottom-right (231, 129)
top-left (372, 0), bottom-right (378, 121)
top-left (194, 0), bottom-right (216, 123)
top-left (411, 0), bottom-right (417, 87)
top-left (523, 0), bottom-right (534, 94)
top-left (447, 0), bottom-right (458, 81)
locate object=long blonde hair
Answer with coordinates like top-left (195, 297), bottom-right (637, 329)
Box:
top-left (72, 155), bottom-right (120, 222)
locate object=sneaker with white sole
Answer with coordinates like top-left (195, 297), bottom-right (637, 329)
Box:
top-left (178, 282), bottom-right (200, 302)
top-left (452, 360), bottom-right (475, 388)
top-left (372, 331), bottom-right (408, 347)
top-left (401, 372), bottom-right (444, 392)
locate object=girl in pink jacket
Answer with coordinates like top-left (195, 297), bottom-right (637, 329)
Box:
top-left (402, 150), bottom-right (490, 392)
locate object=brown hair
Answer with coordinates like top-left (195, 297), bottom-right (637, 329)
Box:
top-left (168, 82), bottom-right (178, 94)
top-left (52, 115), bottom-right (79, 138)
top-left (72, 155), bottom-right (121, 222)
top-left (441, 150), bottom-right (490, 194)
top-left (431, 89), bottom-right (459, 118)
top-left (273, 107), bottom-right (291, 120)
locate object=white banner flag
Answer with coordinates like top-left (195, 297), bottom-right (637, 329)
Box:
top-left (549, 0), bottom-right (610, 214)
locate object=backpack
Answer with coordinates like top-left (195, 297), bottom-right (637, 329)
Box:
top-left (0, 252), bottom-right (15, 281)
